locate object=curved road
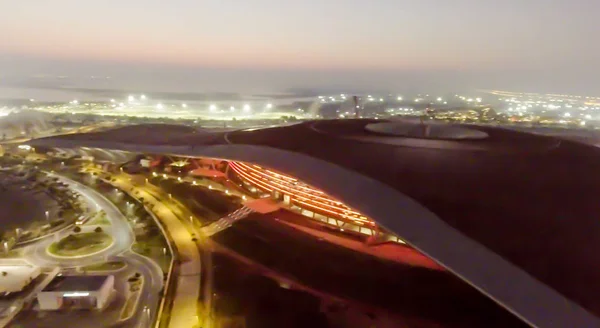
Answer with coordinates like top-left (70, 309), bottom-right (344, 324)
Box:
top-left (21, 173), bottom-right (164, 328)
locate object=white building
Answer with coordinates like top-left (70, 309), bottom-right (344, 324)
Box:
top-left (37, 275), bottom-right (114, 310)
top-left (0, 262), bottom-right (41, 295)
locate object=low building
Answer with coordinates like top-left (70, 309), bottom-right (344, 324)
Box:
top-left (37, 275), bottom-right (114, 310)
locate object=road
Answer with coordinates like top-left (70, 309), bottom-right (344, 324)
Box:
top-left (91, 170), bottom-right (203, 328)
top-left (19, 173), bottom-right (163, 328)
top-left (1, 122), bottom-right (114, 146)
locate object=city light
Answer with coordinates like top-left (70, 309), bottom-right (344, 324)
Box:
top-left (243, 104), bottom-right (251, 112)
top-left (63, 292), bottom-right (90, 298)
top-left (182, 103), bottom-right (188, 108)
top-left (140, 94), bottom-right (147, 100)
top-left (397, 96), bottom-right (403, 101)
top-left (209, 104), bottom-right (217, 112)
top-left (229, 161), bottom-right (370, 224)
top-left (266, 103), bottom-right (273, 109)
top-left (156, 103), bottom-right (164, 110)
top-left (128, 95), bottom-right (135, 103)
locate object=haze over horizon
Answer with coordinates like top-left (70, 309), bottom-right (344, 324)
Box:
top-left (1, 0), bottom-right (598, 95)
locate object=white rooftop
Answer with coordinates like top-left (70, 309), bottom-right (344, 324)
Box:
top-left (0, 260), bottom-right (41, 294)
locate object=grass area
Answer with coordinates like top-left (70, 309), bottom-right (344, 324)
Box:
top-left (47, 232), bottom-right (113, 257)
top-left (120, 274), bottom-right (144, 320)
top-left (132, 235), bottom-right (171, 273)
top-left (0, 249), bottom-right (21, 258)
top-left (80, 261), bottom-right (126, 272)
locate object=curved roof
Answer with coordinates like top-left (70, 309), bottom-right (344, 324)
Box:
top-left (30, 120), bottom-right (600, 327)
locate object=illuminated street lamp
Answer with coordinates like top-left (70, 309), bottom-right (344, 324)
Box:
top-left (182, 103), bottom-right (188, 108)
top-left (209, 104), bottom-right (217, 112)
top-left (140, 94), bottom-right (147, 100)
top-left (45, 210), bottom-right (50, 221)
top-left (243, 104), bottom-right (251, 113)
top-left (156, 103), bottom-right (164, 110)
top-left (266, 103), bottom-right (273, 109)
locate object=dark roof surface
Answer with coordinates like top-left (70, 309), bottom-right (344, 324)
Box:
top-left (42, 275), bottom-right (109, 292)
top-left (33, 119), bottom-right (600, 318)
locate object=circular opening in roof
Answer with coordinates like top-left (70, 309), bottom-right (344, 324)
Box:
top-left (365, 122), bottom-right (488, 140)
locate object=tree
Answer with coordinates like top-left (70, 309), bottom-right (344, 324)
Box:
top-left (94, 227), bottom-right (103, 233)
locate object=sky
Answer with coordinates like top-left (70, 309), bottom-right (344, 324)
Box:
top-left (0, 0), bottom-right (598, 94)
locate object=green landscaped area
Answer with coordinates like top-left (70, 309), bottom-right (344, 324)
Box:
top-left (47, 232), bottom-right (113, 257)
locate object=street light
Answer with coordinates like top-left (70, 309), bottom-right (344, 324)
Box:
top-left (45, 211), bottom-right (50, 221)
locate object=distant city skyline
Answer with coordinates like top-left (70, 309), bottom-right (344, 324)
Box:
top-left (1, 0), bottom-right (598, 94)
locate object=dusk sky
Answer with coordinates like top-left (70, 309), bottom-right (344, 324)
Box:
top-left (0, 0), bottom-right (598, 94)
